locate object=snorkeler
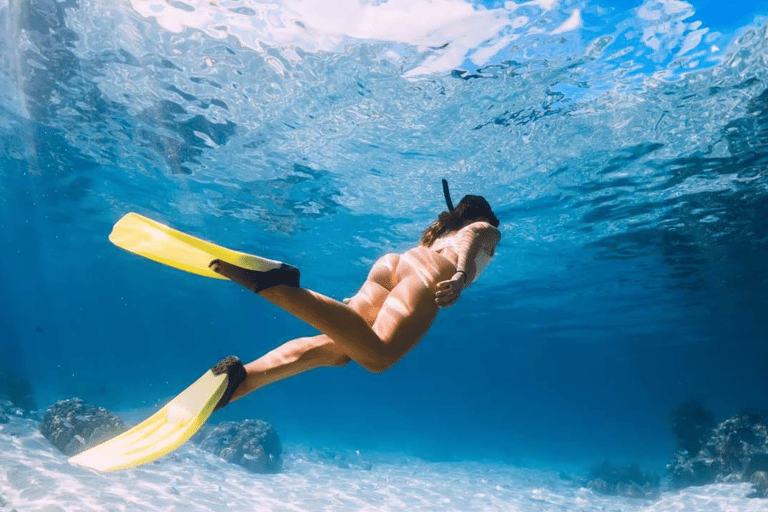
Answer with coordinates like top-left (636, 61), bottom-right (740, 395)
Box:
top-left (69, 181), bottom-right (500, 471)
top-left (209, 181), bottom-right (501, 408)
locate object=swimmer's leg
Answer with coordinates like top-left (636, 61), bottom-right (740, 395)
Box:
top-left (230, 334), bottom-right (351, 402)
top-left (211, 255), bottom-right (408, 373)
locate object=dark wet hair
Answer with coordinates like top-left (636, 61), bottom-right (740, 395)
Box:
top-left (420, 195), bottom-right (500, 247)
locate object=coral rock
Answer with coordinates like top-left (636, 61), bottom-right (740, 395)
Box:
top-left (39, 398), bottom-right (126, 456)
top-left (192, 419), bottom-right (282, 473)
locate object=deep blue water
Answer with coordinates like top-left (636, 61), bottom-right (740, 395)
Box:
top-left (2, 0), bottom-right (768, 474)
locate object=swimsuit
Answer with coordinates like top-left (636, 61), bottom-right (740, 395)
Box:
top-left (429, 229), bottom-right (493, 284)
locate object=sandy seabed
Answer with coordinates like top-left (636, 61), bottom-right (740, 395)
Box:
top-left (1, 415), bottom-right (764, 512)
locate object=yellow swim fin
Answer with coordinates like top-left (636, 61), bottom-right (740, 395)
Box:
top-left (68, 371), bottom-right (226, 471)
top-left (108, 212), bottom-right (285, 279)
top-left (69, 357), bottom-right (246, 472)
top-left (109, 212), bottom-right (300, 291)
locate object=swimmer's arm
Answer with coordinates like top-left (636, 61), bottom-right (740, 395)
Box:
top-left (455, 222), bottom-right (501, 283)
top-left (435, 222), bottom-right (500, 307)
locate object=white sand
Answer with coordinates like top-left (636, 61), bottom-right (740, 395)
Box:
top-left (1, 415), bottom-right (764, 512)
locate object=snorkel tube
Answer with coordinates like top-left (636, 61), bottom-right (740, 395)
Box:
top-left (442, 178), bottom-right (455, 212)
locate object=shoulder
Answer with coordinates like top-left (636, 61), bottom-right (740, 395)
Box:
top-left (464, 221), bottom-right (501, 243)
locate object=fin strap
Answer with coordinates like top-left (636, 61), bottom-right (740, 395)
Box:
top-left (209, 259), bottom-right (300, 293)
top-left (211, 356), bottom-right (247, 412)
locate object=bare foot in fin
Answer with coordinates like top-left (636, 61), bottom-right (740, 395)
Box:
top-left (209, 259), bottom-right (300, 293)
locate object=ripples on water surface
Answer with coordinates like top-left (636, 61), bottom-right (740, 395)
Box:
top-left (1, 0), bottom-right (767, 471)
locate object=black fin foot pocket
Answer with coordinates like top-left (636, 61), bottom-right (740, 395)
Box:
top-left (211, 356), bottom-right (247, 412)
top-left (209, 259), bottom-right (300, 293)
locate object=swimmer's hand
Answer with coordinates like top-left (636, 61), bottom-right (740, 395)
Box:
top-left (435, 272), bottom-right (467, 308)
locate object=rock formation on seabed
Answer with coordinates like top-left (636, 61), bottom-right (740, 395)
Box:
top-left (192, 419), bottom-right (283, 473)
top-left (667, 408), bottom-right (768, 498)
top-left (39, 398), bottom-right (126, 456)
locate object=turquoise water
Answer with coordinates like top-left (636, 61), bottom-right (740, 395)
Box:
top-left (2, 0), bottom-right (767, 477)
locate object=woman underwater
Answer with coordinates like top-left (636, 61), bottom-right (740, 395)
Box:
top-left (209, 183), bottom-right (501, 409)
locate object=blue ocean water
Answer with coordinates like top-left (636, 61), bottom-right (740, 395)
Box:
top-left (1, 0), bottom-right (767, 481)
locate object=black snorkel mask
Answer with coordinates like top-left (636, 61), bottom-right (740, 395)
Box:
top-left (440, 178), bottom-right (500, 227)
top-left (442, 178), bottom-right (455, 212)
